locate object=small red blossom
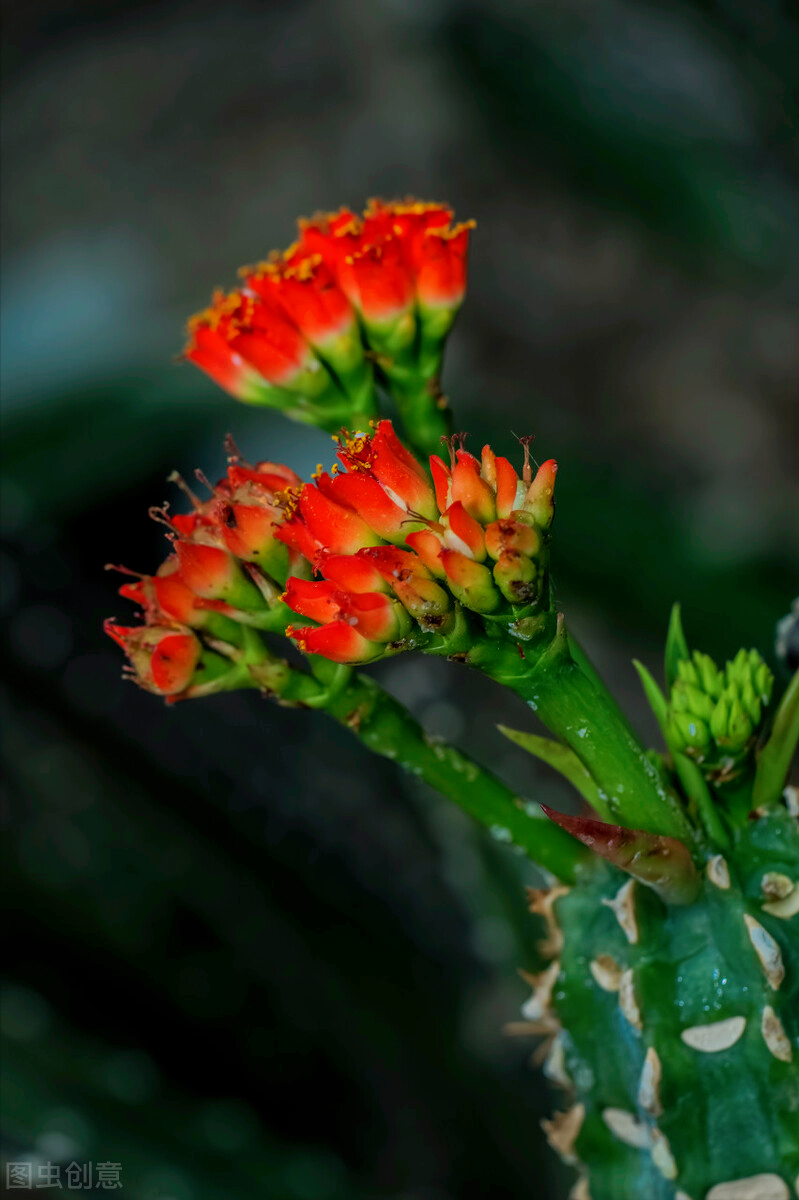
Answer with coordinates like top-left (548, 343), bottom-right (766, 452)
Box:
top-left (186, 289), bottom-right (338, 412)
top-left (105, 621), bottom-right (201, 697)
top-left (288, 620), bottom-right (384, 664)
top-left (284, 577), bottom-right (408, 643)
top-left (244, 256), bottom-right (355, 350)
top-left (295, 200), bottom-right (473, 325)
top-left (281, 419), bottom-right (556, 663)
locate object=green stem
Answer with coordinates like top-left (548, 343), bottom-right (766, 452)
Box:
top-left (241, 659), bottom-right (585, 882)
top-left (391, 376), bottom-right (453, 458)
top-left (321, 672), bottom-right (585, 882)
top-left (469, 621), bottom-right (694, 842)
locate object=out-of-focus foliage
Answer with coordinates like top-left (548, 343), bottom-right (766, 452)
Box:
top-left (2, 0), bottom-right (797, 1196)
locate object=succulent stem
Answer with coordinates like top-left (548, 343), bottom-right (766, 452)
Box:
top-left (471, 621), bottom-right (695, 842)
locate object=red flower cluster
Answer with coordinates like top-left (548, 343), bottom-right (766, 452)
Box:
top-left (185, 200), bottom-right (473, 430)
top-left (106, 452), bottom-right (306, 698)
top-left (280, 421), bottom-right (557, 663)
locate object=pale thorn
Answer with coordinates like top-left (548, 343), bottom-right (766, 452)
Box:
top-left (706, 1175), bottom-right (790, 1200)
top-left (618, 969), bottom-right (642, 1030)
top-left (744, 914), bottom-right (785, 989)
top-left (542, 1032), bottom-right (572, 1090)
top-left (681, 1015), bottom-right (746, 1052)
top-left (601, 879), bottom-right (639, 944)
top-left (761, 1005), bottom-right (793, 1063)
top-left (589, 954), bottom-right (623, 993)
top-left (783, 785), bottom-right (798, 817)
top-left (651, 1129), bottom-right (678, 1180)
top-left (761, 872), bottom-right (794, 900)
top-left (638, 1047), bottom-right (663, 1116)
top-left (503, 1017), bottom-right (560, 1037)
top-left (541, 1104), bottom-right (585, 1165)
top-left (528, 884), bottom-right (570, 958)
top-left (762, 878), bottom-right (799, 920)
top-left (521, 959), bottom-right (561, 1022)
top-left (602, 1108), bottom-right (649, 1149)
top-left (707, 855), bottom-right (731, 889)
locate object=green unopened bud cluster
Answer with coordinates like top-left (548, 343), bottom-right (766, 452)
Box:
top-left (668, 648), bottom-right (773, 774)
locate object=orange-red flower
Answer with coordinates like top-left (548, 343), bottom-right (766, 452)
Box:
top-left (104, 622), bottom-right (202, 697)
top-left (282, 422), bottom-right (557, 662)
top-left (185, 200), bottom-right (474, 449)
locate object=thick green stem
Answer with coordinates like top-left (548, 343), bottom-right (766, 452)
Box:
top-left (322, 673), bottom-right (586, 882)
top-left (391, 376), bottom-right (453, 458)
top-left (470, 624), bottom-right (694, 842)
top-left (243, 662), bottom-right (585, 882)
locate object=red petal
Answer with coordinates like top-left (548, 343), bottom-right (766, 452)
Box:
top-left (247, 257), bottom-right (355, 348)
top-left (415, 223), bottom-right (472, 310)
top-left (345, 592), bottom-right (406, 642)
top-left (346, 236), bottom-right (414, 323)
top-left (357, 545), bottom-right (431, 586)
top-left (185, 325), bottom-right (262, 401)
top-left (369, 421), bottom-right (436, 516)
top-left (404, 530), bottom-right (445, 576)
top-left (446, 501), bottom-right (486, 560)
top-left (428, 455), bottom-right (451, 514)
top-left (322, 554), bottom-right (388, 594)
top-left (451, 451), bottom-right (496, 523)
top-left (284, 577), bottom-right (342, 624)
top-left (524, 459), bottom-right (557, 528)
top-left (150, 633), bottom-right (202, 694)
top-left (288, 620), bottom-right (380, 664)
top-left (494, 456), bottom-right (521, 519)
top-left (174, 542), bottom-right (237, 599)
top-left (325, 472), bottom-right (411, 542)
top-left (275, 513), bottom-right (322, 563)
top-left (298, 482), bottom-right (380, 555)
top-left (213, 500), bottom-right (277, 562)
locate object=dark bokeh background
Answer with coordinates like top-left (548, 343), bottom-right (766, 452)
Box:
top-left (2, 1), bottom-right (798, 1197)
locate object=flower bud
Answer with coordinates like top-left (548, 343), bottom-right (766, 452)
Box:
top-left (667, 646), bottom-right (774, 777)
top-left (105, 622), bottom-right (203, 697)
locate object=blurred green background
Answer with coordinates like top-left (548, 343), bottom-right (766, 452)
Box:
top-left (2, 0), bottom-right (798, 1196)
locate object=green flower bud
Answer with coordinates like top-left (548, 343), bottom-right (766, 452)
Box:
top-left (693, 651), bottom-right (723, 698)
top-left (667, 643), bottom-right (773, 781)
top-left (669, 712), bottom-right (711, 758)
top-left (754, 660), bottom-right (774, 704)
top-left (726, 695), bottom-right (754, 751)
top-left (739, 679), bottom-right (761, 727)
top-left (709, 694), bottom-right (730, 743)
top-left (676, 659), bottom-right (700, 688)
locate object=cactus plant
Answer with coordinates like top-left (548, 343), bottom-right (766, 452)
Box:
top-left (107, 199), bottom-right (799, 1198)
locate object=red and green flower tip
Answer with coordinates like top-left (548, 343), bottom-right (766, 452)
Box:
top-left (106, 447), bottom-right (313, 700)
top-left (281, 420), bottom-right (557, 663)
top-left (184, 199), bottom-right (474, 452)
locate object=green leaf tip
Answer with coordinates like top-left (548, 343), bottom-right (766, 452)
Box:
top-left (632, 659), bottom-right (669, 736)
top-left (753, 668), bottom-right (799, 809)
top-left (665, 602), bottom-right (690, 690)
top-left (498, 725), bottom-right (610, 820)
